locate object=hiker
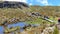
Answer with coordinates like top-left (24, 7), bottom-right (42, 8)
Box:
top-left (56, 18), bottom-right (60, 30)
top-left (58, 18), bottom-right (60, 24)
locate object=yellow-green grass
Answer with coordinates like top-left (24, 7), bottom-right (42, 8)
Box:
top-left (0, 6), bottom-right (60, 24)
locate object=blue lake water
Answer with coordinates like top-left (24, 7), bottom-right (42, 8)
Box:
top-left (0, 26), bottom-right (4, 34)
top-left (0, 22), bottom-right (40, 34)
top-left (0, 22), bottom-right (28, 34)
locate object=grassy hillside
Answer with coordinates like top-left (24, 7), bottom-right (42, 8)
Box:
top-left (0, 6), bottom-right (60, 24)
top-left (30, 6), bottom-right (60, 16)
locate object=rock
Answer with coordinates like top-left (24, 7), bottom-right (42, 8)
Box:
top-left (56, 24), bottom-right (60, 30)
top-left (42, 27), bottom-right (55, 34)
top-left (0, 1), bottom-right (29, 9)
top-left (31, 12), bottom-right (42, 16)
top-left (8, 17), bottom-right (21, 24)
top-left (44, 15), bottom-right (49, 19)
top-left (4, 26), bottom-right (20, 33)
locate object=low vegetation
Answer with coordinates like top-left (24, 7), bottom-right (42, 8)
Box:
top-left (0, 6), bottom-right (60, 34)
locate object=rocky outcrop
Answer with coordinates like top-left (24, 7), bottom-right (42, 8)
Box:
top-left (0, 1), bottom-right (29, 9)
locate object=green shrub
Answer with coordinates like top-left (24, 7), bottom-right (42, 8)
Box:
top-left (53, 26), bottom-right (59, 34)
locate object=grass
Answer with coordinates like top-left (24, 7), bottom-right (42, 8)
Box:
top-left (53, 26), bottom-right (59, 34)
top-left (0, 6), bottom-right (60, 24)
top-left (25, 18), bottom-right (43, 24)
top-left (0, 6), bottom-right (60, 34)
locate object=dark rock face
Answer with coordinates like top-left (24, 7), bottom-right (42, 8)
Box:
top-left (0, 1), bottom-right (29, 9)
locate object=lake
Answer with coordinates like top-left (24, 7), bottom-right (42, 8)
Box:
top-left (0, 22), bottom-right (40, 34)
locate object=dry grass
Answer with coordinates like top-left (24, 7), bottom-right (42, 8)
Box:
top-left (0, 6), bottom-right (60, 24)
top-left (0, 6), bottom-right (60, 34)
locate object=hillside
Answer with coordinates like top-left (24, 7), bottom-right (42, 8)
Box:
top-left (0, 6), bottom-right (60, 25)
top-left (0, 6), bottom-right (60, 34)
top-left (30, 6), bottom-right (60, 16)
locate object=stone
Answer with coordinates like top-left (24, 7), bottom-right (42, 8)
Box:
top-left (0, 1), bottom-right (29, 9)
